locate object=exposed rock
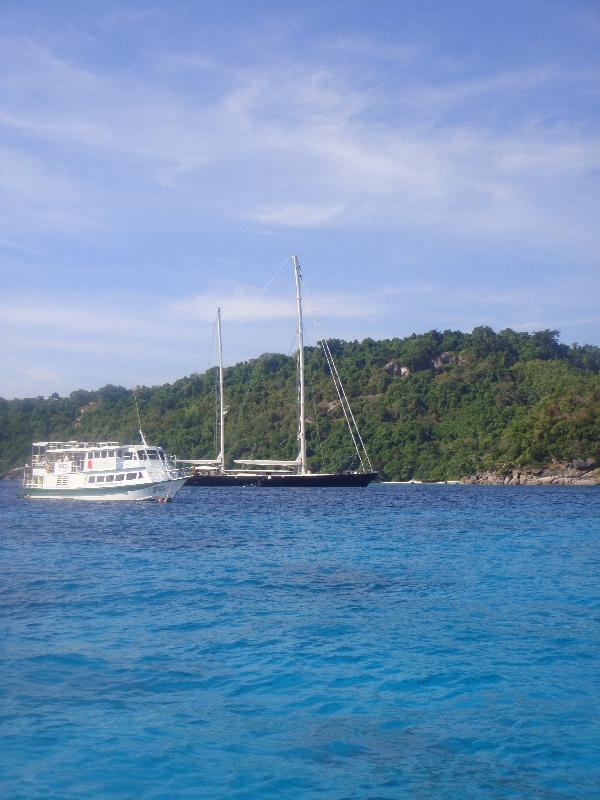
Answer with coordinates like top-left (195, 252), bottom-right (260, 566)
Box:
top-left (383, 361), bottom-right (411, 378)
top-left (75, 401), bottom-right (97, 427)
top-left (572, 457), bottom-right (597, 471)
top-left (431, 352), bottom-right (458, 371)
top-left (462, 463), bottom-right (600, 486)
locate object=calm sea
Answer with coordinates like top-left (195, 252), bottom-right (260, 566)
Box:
top-left (1, 482), bottom-right (599, 799)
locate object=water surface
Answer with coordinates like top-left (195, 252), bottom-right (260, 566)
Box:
top-left (1, 483), bottom-right (599, 798)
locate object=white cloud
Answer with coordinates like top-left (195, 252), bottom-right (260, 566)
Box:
top-left (0, 32), bottom-right (598, 250)
top-left (397, 65), bottom-right (597, 111)
top-left (0, 301), bottom-right (144, 333)
top-left (19, 366), bottom-right (62, 384)
top-left (170, 283), bottom-right (383, 322)
top-left (0, 8), bottom-right (598, 399)
top-left (0, 146), bottom-right (93, 231)
top-left (244, 204), bottom-right (344, 227)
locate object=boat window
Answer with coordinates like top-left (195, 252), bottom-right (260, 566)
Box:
top-left (146, 449), bottom-right (159, 459)
top-left (117, 450), bottom-right (123, 458)
top-left (101, 450), bottom-right (108, 458)
top-left (123, 452), bottom-right (132, 460)
top-left (93, 451), bottom-right (101, 458)
top-left (137, 451), bottom-right (147, 460)
top-left (126, 472), bottom-right (137, 480)
top-left (115, 474), bottom-right (125, 481)
top-left (88, 476), bottom-right (96, 484)
top-left (105, 475), bottom-right (115, 482)
top-left (96, 475), bottom-right (105, 483)
top-left (138, 472), bottom-right (143, 478)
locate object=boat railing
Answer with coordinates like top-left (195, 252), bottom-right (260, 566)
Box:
top-left (44, 441), bottom-right (120, 452)
top-left (39, 456), bottom-right (86, 473)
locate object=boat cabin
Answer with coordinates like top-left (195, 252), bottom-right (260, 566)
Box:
top-left (29, 441), bottom-right (172, 474)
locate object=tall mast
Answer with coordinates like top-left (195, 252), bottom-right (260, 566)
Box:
top-left (217, 307), bottom-right (225, 474)
top-left (292, 255), bottom-right (307, 475)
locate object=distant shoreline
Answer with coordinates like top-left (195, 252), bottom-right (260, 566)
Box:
top-left (462, 462), bottom-right (599, 486)
top-left (381, 461), bottom-right (600, 486)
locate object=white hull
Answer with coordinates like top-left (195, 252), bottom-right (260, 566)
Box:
top-left (24, 477), bottom-right (187, 501)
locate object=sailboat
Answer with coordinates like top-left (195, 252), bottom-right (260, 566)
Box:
top-left (183, 256), bottom-right (378, 487)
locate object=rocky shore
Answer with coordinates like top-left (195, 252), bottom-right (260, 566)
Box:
top-left (463, 459), bottom-right (600, 486)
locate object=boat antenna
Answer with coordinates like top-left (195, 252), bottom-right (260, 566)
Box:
top-left (133, 388), bottom-right (148, 447)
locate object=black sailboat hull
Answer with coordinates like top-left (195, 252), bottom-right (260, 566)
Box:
top-left (185, 472), bottom-right (378, 487)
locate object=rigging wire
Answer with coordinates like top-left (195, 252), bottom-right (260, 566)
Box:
top-left (200, 254), bottom-right (372, 476)
top-left (236, 256), bottom-right (295, 426)
top-left (307, 361), bottom-right (325, 468)
top-left (322, 339), bottom-right (373, 472)
top-left (287, 331), bottom-right (299, 357)
top-left (319, 340), bottom-right (366, 472)
top-left (303, 286), bottom-right (374, 472)
top-left (201, 316), bottom-right (218, 460)
top-left (254, 256), bottom-right (291, 302)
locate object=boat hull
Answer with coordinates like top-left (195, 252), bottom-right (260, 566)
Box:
top-left (185, 472), bottom-right (378, 487)
top-left (23, 477), bottom-right (187, 501)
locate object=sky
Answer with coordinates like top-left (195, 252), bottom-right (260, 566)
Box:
top-left (1, 0), bottom-right (599, 399)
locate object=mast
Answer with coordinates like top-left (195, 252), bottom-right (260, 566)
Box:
top-left (292, 255), bottom-right (307, 475)
top-left (217, 307), bottom-right (225, 473)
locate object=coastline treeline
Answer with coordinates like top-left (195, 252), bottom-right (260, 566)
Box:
top-left (1, 327), bottom-right (599, 481)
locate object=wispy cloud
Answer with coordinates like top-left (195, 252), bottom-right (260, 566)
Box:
top-left (1, 8), bottom-right (599, 397)
top-left (319, 34), bottom-right (421, 63)
top-left (244, 204), bottom-right (344, 227)
top-left (1, 32), bottom-right (598, 249)
top-left (397, 65), bottom-right (599, 112)
top-left (0, 145), bottom-right (102, 232)
top-left (18, 366), bottom-right (62, 385)
top-left (0, 301), bottom-right (144, 333)
top-left (170, 282), bottom-right (384, 322)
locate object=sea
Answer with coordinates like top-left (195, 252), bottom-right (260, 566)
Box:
top-left (1, 481), bottom-right (599, 800)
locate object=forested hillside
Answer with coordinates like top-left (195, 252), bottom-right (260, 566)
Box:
top-left (2, 327), bottom-right (599, 481)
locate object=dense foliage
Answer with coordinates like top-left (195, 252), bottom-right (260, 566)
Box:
top-left (2, 328), bottom-right (599, 481)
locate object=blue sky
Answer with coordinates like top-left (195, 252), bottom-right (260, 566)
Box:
top-left (1, 0), bottom-right (599, 398)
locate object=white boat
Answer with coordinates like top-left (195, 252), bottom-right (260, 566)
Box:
top-left (23, 437), bottom-right (187, 501)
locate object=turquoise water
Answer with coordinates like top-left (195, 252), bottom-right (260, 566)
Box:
top-left (1, 482), bottom-right (599, 799)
